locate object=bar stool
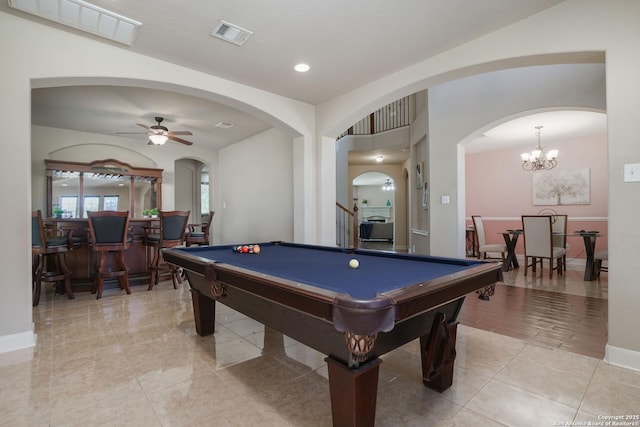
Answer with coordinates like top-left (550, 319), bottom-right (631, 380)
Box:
top-left (144, 210), bottom-right (190, 290)
top-left (31, 210), bottom-right (74, 306)
top-left (87, 211), bottom-right (131, 299)
top-left (185, 211), bottom-right (214, 246)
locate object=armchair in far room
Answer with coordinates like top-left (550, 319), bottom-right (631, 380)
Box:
top-left (144, 210), bottom-right (190, 290)
top-left (522, 215), bottom-right (566, 279)
top-left (185, 211), bottom-right (214, 247)
top-left (471, 215), bottom-right (507, 261)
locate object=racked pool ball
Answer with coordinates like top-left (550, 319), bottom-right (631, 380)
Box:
top-left (349, 259), bottom-right (359, 269)
top-left (242, 245), bottom-right (249, 253)
top-left (253, 244), bottom-right (261, 254)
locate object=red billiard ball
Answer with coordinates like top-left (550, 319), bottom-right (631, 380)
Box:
top-left (242, 245), bottom-right (249, 253)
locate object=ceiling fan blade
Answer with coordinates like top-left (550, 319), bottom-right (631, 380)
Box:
top-left (168, 135), bottom-right (193, 145)
top-left (116, 132), bottom-right (147, 135)
top-left (136, 123), bottom-right (151, 130)
top-left (168, 131), bottom-right (193, 136)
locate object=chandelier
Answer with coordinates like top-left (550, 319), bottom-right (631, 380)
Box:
top-left (520, 126), bottom-right (558, 171)
top-left (382, 179), bottom-right (395, 191)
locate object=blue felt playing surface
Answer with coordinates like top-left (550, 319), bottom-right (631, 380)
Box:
top-left (174, 242), bottom-right (483, 299)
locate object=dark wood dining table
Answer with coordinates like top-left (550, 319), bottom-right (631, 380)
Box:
top-left (568, 231), bottom-right (602, 281)
top-left (500, 229), bottom-right (522, 272)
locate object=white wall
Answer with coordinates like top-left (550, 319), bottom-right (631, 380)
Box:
top-left (218, 128), bottom-right (294, 244)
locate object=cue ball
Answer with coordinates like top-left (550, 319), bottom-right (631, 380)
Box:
top-left (349, 259), bottom-right (359, 269)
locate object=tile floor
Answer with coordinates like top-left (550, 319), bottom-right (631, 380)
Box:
top-left (1, 264), bottom-right (639, 427)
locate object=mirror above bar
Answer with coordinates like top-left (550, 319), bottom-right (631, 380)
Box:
top-left (45, 159), bottom-right (163, 219)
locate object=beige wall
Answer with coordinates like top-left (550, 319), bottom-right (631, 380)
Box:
top-left (3, 0), bottom-right (640, 372)
top-left (319, 1), bottom-right (640, 370)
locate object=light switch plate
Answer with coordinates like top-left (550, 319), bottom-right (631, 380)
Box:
top-left (441, 195), bottom-right (450, 204)
top-left (624, 163), bottom-right (640, 182)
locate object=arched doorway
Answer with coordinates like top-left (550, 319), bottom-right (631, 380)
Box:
top-left (175, 158), bottom-right (210, 225)
top-left (353, 171), bottom-right (396, 251)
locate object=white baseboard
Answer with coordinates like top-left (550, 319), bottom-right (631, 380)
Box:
top-left (605, 344), bottom-right (640, 372)
top-left (0, 330), bottom-right (35, 355)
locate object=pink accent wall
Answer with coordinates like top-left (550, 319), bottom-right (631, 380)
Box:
top-left (465, 133), bottom-right (608, 259)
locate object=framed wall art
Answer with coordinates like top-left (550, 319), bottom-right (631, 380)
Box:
top-left (533, 168), bottom-right (590, 206)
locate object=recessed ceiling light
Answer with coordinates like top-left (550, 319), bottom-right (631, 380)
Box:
top-left (294, 63), bottom-right (310, 73)
top-left (376, 155), bottom-right (384, 162)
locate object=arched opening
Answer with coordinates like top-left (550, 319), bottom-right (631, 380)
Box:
top-left (352, 171), bottom-right (396, 251)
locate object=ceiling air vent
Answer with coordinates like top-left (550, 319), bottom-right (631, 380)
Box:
top-left (215, 122), bottom-right (234, 129)
top-left (211, 20), bottom-right (253, 46)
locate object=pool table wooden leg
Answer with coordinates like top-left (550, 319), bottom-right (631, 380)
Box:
top-left (325, 356), bottom-right (382, 427)
top-left (190, 289), bottom-right (216, 336)
top-left (420, 312), bottom-right (458, 392)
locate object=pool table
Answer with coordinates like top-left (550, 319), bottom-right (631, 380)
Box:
top-left (162, 242), bottom-right (502, 426)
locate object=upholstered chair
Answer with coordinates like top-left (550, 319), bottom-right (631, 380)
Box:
top-left (521, 215), bottom-right (566, 279)
top-left (31, 210), bottom-right (74, 305)
top-left (145, 210), bottom-right (190, 290)
top-left (472, 216), bottom-right (507, 261)
top-left (87, 211), bottom-right (132, 299)
top-left (594, 249), bottom-right (608, 277)
top-left (185, 211), bottom-right (214, 247)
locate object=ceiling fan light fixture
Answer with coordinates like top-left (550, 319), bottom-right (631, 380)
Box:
top-left (149, 134), bottom-right (168, 145)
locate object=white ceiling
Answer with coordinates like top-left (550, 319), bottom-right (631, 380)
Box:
top-left (3, 0), bottom-right (570, 151)
top-left (465, 110), bottom-right (608, 154)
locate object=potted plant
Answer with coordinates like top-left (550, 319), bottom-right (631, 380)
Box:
top-left (149, 207), bottom-right (159, 218)
top-left (52, 206), bottom-right (63, 218)
top-left (361, 199), bottom-right (368, 207)
top-left (142, 209), bottom-right (151, 218)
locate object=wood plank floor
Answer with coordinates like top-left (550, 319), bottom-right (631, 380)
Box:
top-left (459, 282), bottom-right (608, 359)
top-left (358, 241), bottom-right (608, 359)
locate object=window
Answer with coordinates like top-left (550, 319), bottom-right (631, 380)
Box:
top-left (104, 195), bottom-right (119, 211)
top-left (60, 196), bottom-right (78, 218)
top-left (200, 169), bottom-right (209, 214)
top-left (83, 196), bottom-right (99, 217)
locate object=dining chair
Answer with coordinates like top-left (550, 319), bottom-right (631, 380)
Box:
top-left (31, 210), bottom-right (74, 306)
top-left (594, 249), bottom-right (608, 277)
top-left (185, 211), bottom-right (214, 247)
top-left (471, 215), bottom-right (507, 261)
top-left (87, 210), bottom-right (132, 299)
top-left (144, 210), bottom-right (190, 290)
top-left (521, 215), bottom-right (566, 279)
top-left (551, 214), bottom-right (568, 272)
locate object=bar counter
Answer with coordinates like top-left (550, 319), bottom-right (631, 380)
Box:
top-left (44, 217), bottom-right (158, 288)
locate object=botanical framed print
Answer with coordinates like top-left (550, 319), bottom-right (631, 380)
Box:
top-left (533, 168), bottom-right (590, 206)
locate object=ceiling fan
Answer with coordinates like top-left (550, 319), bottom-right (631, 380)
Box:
top-left (117, 116), bottom-right (194, 145)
